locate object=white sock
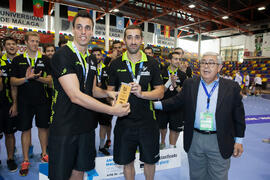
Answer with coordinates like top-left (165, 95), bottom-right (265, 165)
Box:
top-left (169, 144), bottom-right (176, 148)
top-left (100, 139), bottom-right (105, 148)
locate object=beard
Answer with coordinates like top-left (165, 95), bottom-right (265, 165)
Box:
top-left (126, 45), bottom-right (140, 54)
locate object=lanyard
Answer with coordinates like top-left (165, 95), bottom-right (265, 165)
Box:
top-left (26, 52), bottom-right (38, 67)
top-left (97, 63), bottom-right (103, 83)
top-left (6, 58), bottom-right (11, 64)
top-left (201, 80), bottom-right (218, 111)
top-left (126, 61), bottom-right (144, 84)
top-left (167, 69), bottom-right (178, 77)
top-left (72, 42), bottom-right (90, 86)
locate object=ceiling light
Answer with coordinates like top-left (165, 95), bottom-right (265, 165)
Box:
top-left (222, 16), bottom-right (229, 20)
top-left (113, 9), bottom-right (119, 12)
top-left (188, 4), bottom-right (195, 8)
top-left (100, 17), bottom-right (104, 20)
top-left (258, 6), bottom-right (266, 11)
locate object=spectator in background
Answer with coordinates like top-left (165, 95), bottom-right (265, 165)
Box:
top-left (104, 40), bottom-right (123, 66)
top-left (92, 47), bottom-right (112, 156)
top-left (58, 39), bottom-right (68, 48)
top-left (144, 46), bottom-right (164, 70)
top-left (144, 46), bottom-right (154, 57)
top-left (234, 70), bottom-right (242, 87)
top-left (224, 73), bottom-right (233, 80)
top-left (10, 32), bottom-right (52, 176)
top-left (174, 47), bottom-right (192, 78)
top-left (0, 37), bottom-right (19, 172)
top-left (158, 52), bottom-right (186, 150)
top-left (44, 44), bottom-right (56, 59)
top-left (243, 72), bottom-right (250, 96)
top-left (254, 74), bottom-right (262, 95)
top-left (43, 44), bottom-right (56, 105)
top-left (249, 82), bottom-right (256, 96)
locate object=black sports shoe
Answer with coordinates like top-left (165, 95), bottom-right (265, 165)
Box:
top-left (104, 140), bottom-right (111, 149)
top-left (99, 147), bottom-right (110, 156)
top-left (7, 159), bottom-right (18, 172)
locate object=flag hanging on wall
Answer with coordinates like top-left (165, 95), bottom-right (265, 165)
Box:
top-left (164, 25), bottom-right (170, 38)
top-left (68, 6), bottom-right (78, 22)
top-left (9, 0), bottom-right (16, 12)
top-left (154, 24), bottom-right (161, 36)
top-left (116, 16), bottom-right (124, 30)
top-left (33, 0), bottom-right (44, 17)
top-left (9, 0), bottom-right (23, 13)
top-left (86, 9), bottom-right (93, 17)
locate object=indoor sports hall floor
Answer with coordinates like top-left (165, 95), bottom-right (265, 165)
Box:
top-left (0, 95), bottom-right (270, 180)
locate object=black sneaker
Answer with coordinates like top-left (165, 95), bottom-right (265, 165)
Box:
top-left (99, 147), bottom-right (110, 156)
top-left (104, 140), bottom-right (111, 149)
top-left (7, 159), bottom-right (18, 172)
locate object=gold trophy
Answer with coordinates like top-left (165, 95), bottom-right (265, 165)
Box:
top-left (116, 83), bottom-right (131, 104)
top-left (112, 83), bottom-right (131, 121)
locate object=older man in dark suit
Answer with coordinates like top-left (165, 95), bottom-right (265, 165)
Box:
top-left (155, 52), bottom-right (246, 180)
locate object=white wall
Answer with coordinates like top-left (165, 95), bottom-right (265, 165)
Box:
top-left (220, 35), bottom-right (246, 47)
top-left (201, 39), bottom-right (220, 54)
top-left (178, 39), bottom-right (198, 53)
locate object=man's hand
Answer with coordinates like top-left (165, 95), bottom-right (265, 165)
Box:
top-left (130, 82), bottom-right (142, 98)
top-left (0, 70), bottom-right (3, 76)
top-left (25, 67), bottom-right (36, 80)
top-left (34, 70), bottom-right (42, 79)
top-left (111, 103), bottom-right (130, 117)
top-left (106, 90), bottom-right (118, 103)
top-left (233, 143), bottom-right (243, 158)
top-left (170, 74), bottom-right (178, 88)
top-left (9, 103), bottom-right (18, 117)
top-left (25, 67), bottom-right (42, 80)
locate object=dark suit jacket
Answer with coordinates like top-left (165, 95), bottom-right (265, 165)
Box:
top-left (162, 76), bottom-right (246, 159)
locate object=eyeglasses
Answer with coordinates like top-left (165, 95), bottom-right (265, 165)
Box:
top-left (199, 61), bottom-right (219, 67)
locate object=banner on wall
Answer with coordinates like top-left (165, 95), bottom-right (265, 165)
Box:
top-left (0, 28), bottom-right (54, 44)
top-left (95, 24), bottom-right (124, 39)
top-left (39, 147), bottom-right (181, 180)
top-left (0, 8), bottom-right (45, 29)
top-left (157, 36), bottom-right (174, 47)
top-left (255, 34), bottom-right (263, 56)
top-left (232, 49), bottom-right (238, 61)
top-left (262, 33), bottom-right (270, 57)
top-left (220, 50), bottom-right (226, 61)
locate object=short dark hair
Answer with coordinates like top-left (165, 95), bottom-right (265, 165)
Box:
top-left (92, 47), bottom-right (102, 54)
top-left (174, 47), bottom-right (184, 54)
top-left (144, 46), bottom-right (153, 53)
top-left (72, 10), bottom-right (94, 29)
top-left (58, 39), bottom-right (68, 47)
top-left (124, 25), bottom-right (143, 38)
top-left (112, 40), bottom-right (121, 48)
top-left (3, 37), bottom-right (17, 46)
top-left (168, 52), bottom-right (180, 60)
top-left (43, 44), bottom-right (56, 52)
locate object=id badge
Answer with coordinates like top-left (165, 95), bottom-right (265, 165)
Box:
top-left (199, 112), bottom-right (214, 131)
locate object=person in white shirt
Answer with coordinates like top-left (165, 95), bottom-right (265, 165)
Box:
top-left (234, 71), bottom-right (242, 86)
top-left (254, 74), bottom-right (262, 95)
top-left (243, 72), bottom-right (250, 96)
top-left (224, 73), bottom-right (233, 80)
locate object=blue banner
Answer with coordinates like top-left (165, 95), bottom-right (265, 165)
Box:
top-left (116, 16), bottom-right (124, 30)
